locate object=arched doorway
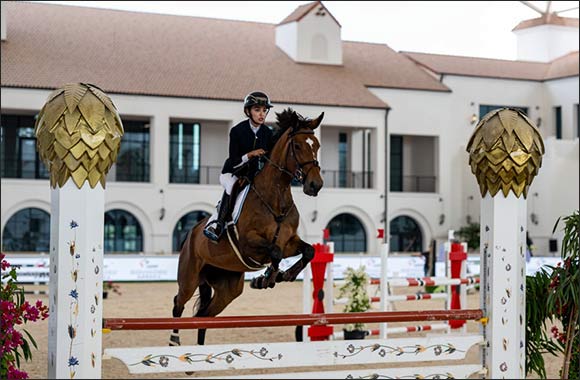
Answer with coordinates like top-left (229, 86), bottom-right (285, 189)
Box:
top-left (2, 207), bottom-right (50, 252)
top-left (104, 209), bottom-right (143, 253)
top-left (390, 215), bottom-right (423, 252)
top-left (172, 210), bottom-right (210, 252)
top-left (326, 213), bottom-right (366, 253)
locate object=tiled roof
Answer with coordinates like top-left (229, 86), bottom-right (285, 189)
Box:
top-left (512, 14), bottom-right (579, 31)
top-left (0, 2), bottom-right (454, 110)
top-left (545, 51), bottom-right (580, 80)
top-left (278, 1), bottom-right (319, 25)
top-left (402, 51), bottom-right (579, 81)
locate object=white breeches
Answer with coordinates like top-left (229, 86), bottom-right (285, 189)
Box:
top-left (219, 172), bottom-right (238, 195)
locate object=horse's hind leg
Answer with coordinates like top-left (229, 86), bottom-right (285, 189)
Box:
top-left (276, 236), bottom-right (315, 283)
top-left (195, 268), bottom-right (245, 345)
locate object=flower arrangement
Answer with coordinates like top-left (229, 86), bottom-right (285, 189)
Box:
top-left (103, 281), bottom-right (122, 298)
top-left (526, 210), bottom-right (579, 380)
top-left (1, 252), bottom-right (49, 379)
top-left (337, 266), bottom-right (371, 332)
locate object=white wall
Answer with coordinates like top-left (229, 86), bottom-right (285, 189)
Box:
top-left (528, 137), bottom-right (579, 254)
top-left (543, 76), bottom-right (580, 140)
top-left (1, 87), bottom-right (386, 255)
top-left (515, 25), bottom-right (580, 62)
top-left (370, 73), bottom-right (578, 254)
top-left (275, 22), bottom-right (298, 61)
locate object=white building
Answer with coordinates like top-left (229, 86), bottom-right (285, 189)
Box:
top-left (1, 1), bottom-right (578, 257)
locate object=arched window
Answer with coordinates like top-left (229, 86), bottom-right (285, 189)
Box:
top-left (2, 208), bottom-right (50, 252)
top-left (390, 215), bottom-right (422, 252)
top-left (104, 209), bottom-right (143, 253)
top-left (326, 213), bottom-right (366, 253)
top-left (172, 210), bottom-right (210, 252)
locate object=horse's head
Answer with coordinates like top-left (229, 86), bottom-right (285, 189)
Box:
top-left (273, 108), bottom-right (324, 196)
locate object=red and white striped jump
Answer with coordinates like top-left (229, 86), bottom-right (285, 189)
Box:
top-left (334, 323), bottom-right (450, 339)
top-left (334, 292), bottom-right (448, 304)
top-left (336, 276), bottom-right (480, 287)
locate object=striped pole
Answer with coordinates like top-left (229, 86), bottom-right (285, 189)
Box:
top-left (335, 276), bottom-right (480, 287)
top-left (334, 323), bottom-right (450, 339)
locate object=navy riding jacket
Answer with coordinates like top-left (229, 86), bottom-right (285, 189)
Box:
top-left (221, 119), bottom-right (275, 181)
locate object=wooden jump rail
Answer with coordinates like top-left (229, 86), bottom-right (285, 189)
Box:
top-left (103, 309), bottom-right (484, 331)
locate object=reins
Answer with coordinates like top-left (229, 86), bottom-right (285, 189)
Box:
top-left (250, 128), bottom-right (319, 246)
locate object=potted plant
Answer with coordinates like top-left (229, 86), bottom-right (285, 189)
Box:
top-left (103, 281), bottom-right (122, 299)
top-left (337, 266), bottom-right (372, 340)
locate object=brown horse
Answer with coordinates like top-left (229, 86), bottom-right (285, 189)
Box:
top-left (171, 108), bottom-right (324, 346)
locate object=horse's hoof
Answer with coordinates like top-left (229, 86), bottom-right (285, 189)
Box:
top-left (250, 277), bottom-right (262, 289)
top-left (169, 333), bottom-right (181, 346)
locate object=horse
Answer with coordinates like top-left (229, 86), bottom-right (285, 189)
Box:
top-left (171, 107), bottom-right (324, 346)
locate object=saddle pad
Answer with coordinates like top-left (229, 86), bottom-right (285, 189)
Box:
top-left (205, 184), bottom-right (251, 228)
top-left (231, 184), bottom-right (251, 224)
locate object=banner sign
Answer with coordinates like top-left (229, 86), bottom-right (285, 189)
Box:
top-left (4, 254), bottom-right (561, 284)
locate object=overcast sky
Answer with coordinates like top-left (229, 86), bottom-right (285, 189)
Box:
top-left (36, 1), bottom-right (579, 60)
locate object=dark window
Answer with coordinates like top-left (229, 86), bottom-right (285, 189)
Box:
top-left (1, 114), bottom-right (49, 179)
top-left (170, 121), bottom-right (201, 183)
top-left (104, 209), bottom-right (143, 253)
top-left (390, 135), bottom-right (403, 192)
top-left (390, 215), bottom-right (422, 252)
top-left (115, 120), bottom-right (150, 182)
top-left (172, 210), bottom-right (210, 252)
top-left (554, 106), bottom-right (562, 139)
top-left (326, 213), bottom-right (366, 253)
top-left (2, 208), bottom-right (50, 252)
top-left (338, 133), bottom-right (348, 187)
top-left (479, 105), bottom-right (528, 119)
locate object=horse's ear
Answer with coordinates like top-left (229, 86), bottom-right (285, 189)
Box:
top-left (309, 112), bottom-right (324, 130)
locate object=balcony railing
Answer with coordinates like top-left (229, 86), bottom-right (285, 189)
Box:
top-left (321, 170), bottom-right (373, 189)
top-left (170, 165), bottom-right (222, 185)
top-left (1, 159), bottom-right (49, 179)
top-left (391, 175), bottom-right (437, 193)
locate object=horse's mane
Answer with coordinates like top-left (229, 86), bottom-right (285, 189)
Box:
top-left (271, 107), bottom-right (306, 146)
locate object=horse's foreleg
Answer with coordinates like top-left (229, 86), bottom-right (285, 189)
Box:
top-left (250, 244), bottom-right (282, 289)
top-left (276, 236), bottom-right (314, 283)
top-left (244, 231), bottom-right (282, 290)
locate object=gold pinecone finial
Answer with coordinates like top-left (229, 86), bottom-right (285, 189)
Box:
top-left (35, 83), bottom-right (124, 189)
top-left (466, 107), bottom-right (544, 198)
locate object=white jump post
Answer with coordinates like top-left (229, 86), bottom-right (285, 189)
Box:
top-left (467, 107), bottom-right (544, 379)
top-left (36, 83), bottom-right (124, 379)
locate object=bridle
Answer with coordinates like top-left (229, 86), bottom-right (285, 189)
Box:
top-left (250, 128), bottom-right (320, 247)
top-left (262, 129), bottom-right (320, 184)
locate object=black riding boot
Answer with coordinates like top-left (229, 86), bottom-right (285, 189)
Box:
top-left (204, 191), bottom-right (231, 242)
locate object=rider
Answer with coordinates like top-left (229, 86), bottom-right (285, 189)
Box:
top-left (203, 91), bottom-right (275, 242)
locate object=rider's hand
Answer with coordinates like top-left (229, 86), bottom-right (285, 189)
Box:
top-left (248, 149), bottom-right (266, 159)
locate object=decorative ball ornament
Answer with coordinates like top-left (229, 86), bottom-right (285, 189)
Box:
top-left (35, 83), bottom-right (124, 189)
top-left (466, 107), bottom-right (544, 198)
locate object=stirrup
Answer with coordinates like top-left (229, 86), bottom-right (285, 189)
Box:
top-left (204, 222), bottom-right (223, 242)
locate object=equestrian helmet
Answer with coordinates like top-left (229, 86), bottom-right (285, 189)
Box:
top-left (243, 91), bottom-right (273, 110)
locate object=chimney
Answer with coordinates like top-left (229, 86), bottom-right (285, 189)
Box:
top-left (513, 15), bottom-right (579, 62)
top-left (276, 1), bottom-right (343, 65)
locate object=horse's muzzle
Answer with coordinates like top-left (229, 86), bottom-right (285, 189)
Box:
top-left (304, 179), bottom-right (323, 196)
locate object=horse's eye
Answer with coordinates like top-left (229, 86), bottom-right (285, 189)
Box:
top-left (294, 144), bottom-right (301, 150)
